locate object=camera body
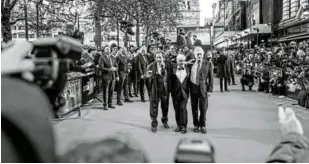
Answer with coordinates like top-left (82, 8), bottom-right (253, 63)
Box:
top-left (174, 138), bottom-right (215, 163)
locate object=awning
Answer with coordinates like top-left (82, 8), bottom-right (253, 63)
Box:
top-left (278, 32), bottom-right (309, 42)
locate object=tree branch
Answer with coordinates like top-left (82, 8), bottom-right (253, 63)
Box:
top-left (10, 18), bottom-right (24, 25)
top-left (10, 0), bottom-right (19, 10)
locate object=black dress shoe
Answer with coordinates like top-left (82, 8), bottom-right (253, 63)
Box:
top-left (117, 102), bottom-right (123, 106)
top-left (181, 128), bottom-right (187, 134)
top-left (200, 127), bottom-right (207, 134)
top-left (151, 127), bottom-right (157, 133)
top-left (108, 105), bottom-right (115, 109)
top-left (242, 88), bottom-right (245, 91)
top-left (134, 94), bottom-right (138, 97)
top-left (193, 126), bottom-right (199, 132)
top-left (124, 99), bottom-right (133, 102)
top-left (162, 122), bottom-right (170, 129)
top-left (129, 94), bottom-right (133, 98)
top-left (175, 127), bottom-right (181, 132)
top-left (141, 99), bottom-right (146, 102)
top-left (103, 106), bottom-right (108, 110)
top-left (225, 89), bottom-right (230, 92)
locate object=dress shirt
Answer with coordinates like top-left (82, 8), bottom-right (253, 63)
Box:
top-left (157, 63), bottom-right (165, 75)
top-left (176, 66), bottom-right (187, 83)
top-left (190, 60), bottom-right (201, 85)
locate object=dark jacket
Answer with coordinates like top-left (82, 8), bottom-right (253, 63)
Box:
top-left (216, 55), bottom-right (229, 78)
top-left (227, 56), bottom-right (235, 75)
top-left (194, 39), bottom-right (202, 46)
top-left (267, 132), bottom-right (309, 163)
top-left (137, 53), bottom-right (149, 78)
top-left (189, 60), bottom-right (214, 97)
top-left (147, 61), bottom-right (171, 100)
top-left (170, 65), bottom-right (190, 100)
top-left (98, 54), bottom-right (117, 81)
top-left (176, 35), bottom-right (186, 50)
top-left (116, 54), bottom-right (128, 73)
top-left (185, 36), bottom-right (192, 48)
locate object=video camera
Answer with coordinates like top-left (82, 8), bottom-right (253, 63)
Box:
top-left (2, 36), bottom-right (83, 115)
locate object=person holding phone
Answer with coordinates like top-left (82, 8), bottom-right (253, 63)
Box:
top-left (146, 51), bottom-right (171, 133)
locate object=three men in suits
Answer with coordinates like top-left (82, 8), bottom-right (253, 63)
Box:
top-left (146, 51), bottom-right (170, 133)
top-left (189, 47), bottom-right (214, 134)
top-left (170, 54), bottom-right (190, 134)
top-left (98, 46), bottom-right (118, 110)
top-left (116, 47), bottom-right (133, 106)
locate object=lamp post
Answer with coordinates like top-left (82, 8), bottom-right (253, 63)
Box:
top-left (253, 28), bottom-right (259, 47)
top-left (265, 23), bottom-right (273, 50)
top-left (23, 0), bottom-right (29, 40)
top-left (244, 31), bottom-right (250, 49)
top-left (35, 0), bottom-right (42, 38)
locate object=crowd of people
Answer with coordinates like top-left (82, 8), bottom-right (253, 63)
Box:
top-left (211, 41), bottom-right (309, 108)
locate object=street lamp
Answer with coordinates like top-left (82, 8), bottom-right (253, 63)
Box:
top-left (252, 27), bottom-right (259, 47)
top-left (35, 0), bottom-right (43, 38)
top-left (244, 31), bottom-right (250, 49)
top-left (265, 23), bottom-right (273, 50)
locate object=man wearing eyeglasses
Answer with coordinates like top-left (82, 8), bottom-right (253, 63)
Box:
top-left (188, 47), bottom-right (214, 134)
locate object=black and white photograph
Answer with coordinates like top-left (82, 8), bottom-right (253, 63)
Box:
top-left (1, 0), bottom-right (309, 163)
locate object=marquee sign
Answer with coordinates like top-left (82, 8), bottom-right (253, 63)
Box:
top-left (287, 23), bottom-right (309, 34)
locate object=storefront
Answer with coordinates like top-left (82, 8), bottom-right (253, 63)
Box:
top-left (278, 20), bottom-right (309, 43)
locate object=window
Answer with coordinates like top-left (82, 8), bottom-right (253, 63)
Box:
top-left (12, 33), bottom-right (17, 38)
top-left (19, 33), bottom-right (25, 38)
top-left (187, 1), bottom-right (191, 10)
top-left (11, 26), bottom-right (16, 30)
top-left (29, 34), bottom-right (35, 38)
top-left (289, 0), bottom-right (292, 17)
top-left (19, 26), bottom-right (25, 30)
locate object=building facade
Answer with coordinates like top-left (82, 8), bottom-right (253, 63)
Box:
top-left (179, 0), bottom-right (200, 27)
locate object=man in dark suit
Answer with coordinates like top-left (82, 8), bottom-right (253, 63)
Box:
top-left (99, 46), bottom-right (118, 110)
top-left (170, 54), bottom-right (190, 134)
top-left (189, 47), bottom-right (214, 134)
top-left (193, 35), bottom-right (202, 46)
top-left (185, 32), bottom-right (193, 49)
top-left (176, 28), bottom-right (186, 52)
top-left (108, 47), bottom-right (119, 108)
top-left (116, 47), bottom-right (133, 106)
top-left (137, 46), bottom-right (150, 102)
top-left (216, 51), bottom-right (229, 92)
top-left (227, 51), bottom-right (236, 85)
top-left (146, 51), bottom-right (170, 133)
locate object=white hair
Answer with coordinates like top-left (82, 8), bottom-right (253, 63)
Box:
top-left (176, 54), bottom-right (186, 62)
top-left (194, 46), bottom-right (204, 58)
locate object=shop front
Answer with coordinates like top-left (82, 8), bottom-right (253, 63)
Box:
top-left (278, 20), bottom-right (309, 44)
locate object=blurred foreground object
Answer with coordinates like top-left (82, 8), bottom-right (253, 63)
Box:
top-left (266, 107), bottom-right (309, 163)
top-left (174, 138), bottom-right (215, 163)
top-left (60, 133), bottom-right (149, 163)
top-left (1, 77), bottom-right (56, 162)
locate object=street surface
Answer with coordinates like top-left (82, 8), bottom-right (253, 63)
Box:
top-left (53, 77), bottom-right (309, 163)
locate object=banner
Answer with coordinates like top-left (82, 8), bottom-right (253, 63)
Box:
top-left (59, 78), bottom-right (82, 115)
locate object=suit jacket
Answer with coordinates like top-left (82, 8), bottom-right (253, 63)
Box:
top-left (98, 54), bottom-right (117, 81)
top-left (147, 61), bottom-right (171, 99)
top-left (227, 56), bottom-right (235, 75)
top-left (176, 35), bottom-right (186, 49)
top-left (171, 65), bottom-right (190, 100)
top-left (137, 53), bottom-right (149, 78)
top-left (194, 39), bottom-right (202, 46)
top-left (216, 55), bottom-right (229, 78)
top-left (116, 54), bottom-right (128, 74)
top-left (185, 36), bottom-right (193, 48)
top-left (189, 60), bottom-right (214, 97)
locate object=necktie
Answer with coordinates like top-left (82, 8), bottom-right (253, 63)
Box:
top-left (196, 61), bottom-right (201, 85)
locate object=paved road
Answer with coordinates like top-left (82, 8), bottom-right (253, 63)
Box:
top-left (53, 77), bottom-right (309, 162)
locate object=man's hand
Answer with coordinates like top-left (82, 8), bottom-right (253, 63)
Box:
top-left (207, 92), bottom-right (211, 97)
top-left (141, 75), bottom-right (145, 79)
top-left (116, 77), bottom-right (120, 81)
top-left (110, 67), bottom-right (117, 72)
top-left (186, 59), bottom-right (196, 65)
top-left (278, 106), bottom-right (303, 135)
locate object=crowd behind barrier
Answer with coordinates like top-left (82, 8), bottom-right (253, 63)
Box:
top-left (223, 41), bottom-right (309, 109)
